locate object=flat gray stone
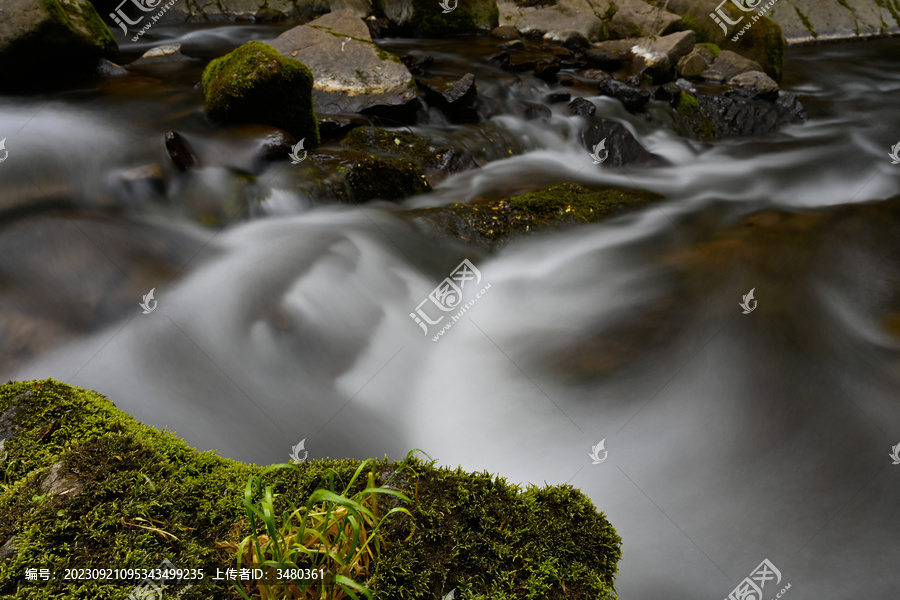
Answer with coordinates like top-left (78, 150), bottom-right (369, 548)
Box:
top-left (270, 10), bottom-right (417, 117)
top-left (631, 30), bottom-right (696, 75)
top-left (516, 4), bottom-right (605, 42)
top-left (609, 0), bottom-right (681, 39)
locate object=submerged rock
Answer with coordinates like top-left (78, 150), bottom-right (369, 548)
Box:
top-left (270, 10), bottom-right (417, 123)
top-left (374, 0), bottom-right (499, 36)
top-left (201, 41), bottom-right (320, 145)
top-left (404, 182), bottom-right (664, 250)
top-left (0, 0), bottom-right (118, 89)
top-left (164, 131), bottom-right (197, 171)
top-left (342, 126), bottom-right (478, 180)
top-left (416, 73), bottom-right (479, 123)
top-left (581, 117), bottom-right (665, 167)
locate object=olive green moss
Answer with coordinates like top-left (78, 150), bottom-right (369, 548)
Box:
top-left (404, 183), bottom-right (664, 250)
top-left (793, 5), bottom-right (818, 39)
top-left (672, 14), bottom-right (710, 44)
top-left (695, 42), bottom-right (720, 59)
top-left (375, 0), bottom-right (499, 37)
top-left (347, 156), bottom-right (432, 201)
top-left (68, 0), bottom-right (118, 58)
top-left (201, 41), bottom-right (320, 146)
top-left (343, 127), bottom-right (457, 173)
top-left (876, 0), bottom-right (900, 32)
top-left (674, 91), bottom-right (716, 142)
top-left (0, 380), bottom-right (621, 599)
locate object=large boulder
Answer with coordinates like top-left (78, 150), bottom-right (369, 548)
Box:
top-left (374, 0), bottom-right (499, 36)
top-left (667, 89), bottom-right (807, 141)
top-left (0, 0), bottom-right (118, 88)
top-left (270, 10), bottom-right (417, 122)
top-left (631, 30), bottom-right (696, 79)
top-left (516, 2), bottom-right (606, 43)
top-left (665, 0), bottom-right (785, 81)
top-left (608, 0), bottom-right (681, 38)
top-left (767, 0), bottom-right (896, 43)
top-left (201, 41), bottom-right (320, 145)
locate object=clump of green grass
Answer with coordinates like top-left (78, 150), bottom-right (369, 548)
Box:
top-left (226, 456), bottom-right (417, 600)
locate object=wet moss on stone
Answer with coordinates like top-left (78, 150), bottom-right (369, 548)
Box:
top-left (0, 379), bottom-right (622, 600)
top-left (674, 91), bottom-right (716, 142)
top-left (201, 41), bottom-right (320, 146)
top-left (346, 155), bottom-right (432, 201)
top-left (406, 183), bottom-right (664, 250)
top-left (695, 42), bottom-right (721, 59)
top-left (794, 5), bottom-right (818, 38)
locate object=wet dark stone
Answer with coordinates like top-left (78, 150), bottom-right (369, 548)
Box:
top-left (581, 117), bottom-right (666, 167)
top-left (556, 73), bottom-right (578, 86)
top-left (365, 16), bottom-right (395, 38)
top-left (401, 54), bottom-right (434, 76)
top-left (545, 91), bottom-right (571, 104)
top-left (318, 117), bottom-right (365, 141)
top-left (164, 131), bottom-right (196, 171)
top-left (534, 60), bottom-right (561, 83)
top-left (596, 79), bottom-right (651, 112)
top-left (521, 101), bottom-right (551, 120)
top-left (256, 129), bottom-right (297, 162)
top-left (568, 96), bottom-right (596, 116)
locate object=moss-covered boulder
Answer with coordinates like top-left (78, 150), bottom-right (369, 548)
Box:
top-left (0, 379), bottom-right (622, 599)
top-left (405, 182), bottom-right (664, 250)
top-left (201, 41), bottom-right (320, 146)
top-left (667, 0), bottom-right (785, 81)
top-left (669, 89), bottom-right (807, 141)
top-left (347, 155), bottom-right (432, 201)
top-left (375, 0), bottom-right (500, 36)
top-left (0, 0), bottom-right (118, 89)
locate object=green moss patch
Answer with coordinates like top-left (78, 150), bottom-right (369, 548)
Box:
top-left (405, 183), bottom-right (664, 250)
top-left (201, 41), bottom-right (320, 146)
top-left (0, 379), bottom-right (621, 599)
top-left (346, 156), bottom-right (432, 201)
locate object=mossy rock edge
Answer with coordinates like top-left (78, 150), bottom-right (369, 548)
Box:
top-left (0, 379), bottom-right (622, 599)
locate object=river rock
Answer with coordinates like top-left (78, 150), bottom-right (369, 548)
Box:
top-left (584, 39), bottom-right (640, 70)
top-left (164, 131), bottom-right (197, 171)
top-left (631, 30), bottom-right (696, 80)
top-left (664, 0), bottom-right (785, 80)
top-left (676, 44), bottom-right (715, 79)
top-left (404, 183), bottom-right (664, 251)
top-left (726, 70), bottom-right (779, 101)
top-left (130, 43), bottom-right (197, 66)
top-left (342, 126), bottom-right (478, 179)
top-left (582, 117), bottom-right (665, 167)
top-left (669, 89), bottom-right (807, 140)
top-left (492, 24), bottom-right (521, 39)
top-left (202, 41), bottom-right (319, 144)
top-left (0, 0), bottom-right (118, 89)
top-left (701, 50), bottom-right (763, 81)
top-left (515, 4), bottom-right (605, 43)
top-left (374, 0), bottom-right (499, 35)
top-left (270, 10), bottom-right (417, 123)
top-left (568, 97), bottom-right (596, 116)
top-left (416, 73), bottom-right (478, 122)
top-left (608, 0), bottom-right (681, 39)
top-left (347, 155), bottom-right (431, 201)
top-left (597, 78), bottom-right (651, 112)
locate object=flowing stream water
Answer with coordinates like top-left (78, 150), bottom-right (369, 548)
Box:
top-left (1, 26), bottom-right (899, 599)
